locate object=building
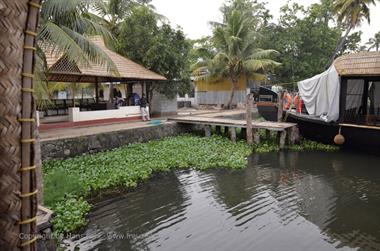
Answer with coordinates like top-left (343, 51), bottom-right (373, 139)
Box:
top-left (39, 36), bottom-right (176, 127)
top-left (194, 75), bottom-right (258, 107)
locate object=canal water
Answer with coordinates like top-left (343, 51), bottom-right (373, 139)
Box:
top-left (67, 151), bottom-right (380, 251)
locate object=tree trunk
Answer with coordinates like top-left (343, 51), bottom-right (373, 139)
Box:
top-left (325, 26), bottom-right (352, 69)
top-left (0, 0), bottom-right (41, 250)
top-left (246, 94), bottom-right (253, 144)
top-left (227, 77), bottom-right (238, 109)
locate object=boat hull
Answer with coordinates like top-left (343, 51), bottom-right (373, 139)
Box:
top-left (256, 87), bottom-right (278, 122)
top-left (285, 112), bottom-right (380, 154)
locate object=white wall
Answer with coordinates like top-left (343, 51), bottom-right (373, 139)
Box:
top-left (151, 92), bottom-right (177, 116)
top-left (69, 106), bottom-right (145, 122)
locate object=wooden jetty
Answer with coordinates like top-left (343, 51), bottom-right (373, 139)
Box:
top-left (168, 116), bottom-right (299, 149)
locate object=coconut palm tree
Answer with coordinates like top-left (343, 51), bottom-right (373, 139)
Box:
top-left (38, 0), bottom-right (116, 72)
top-left (326, 0), bottom-right (377, 67)
top-left (366, 31), bottom-right (380, 51)
top-left (91, 0), bottom-right (134, 37)
top-left (195, 7), bottom-right (280, 109)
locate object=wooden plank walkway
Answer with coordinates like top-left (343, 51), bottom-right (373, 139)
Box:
top-left (168, 116), bottom-right (299, 149)
top-left (168, 116), bottom-right (296, 131)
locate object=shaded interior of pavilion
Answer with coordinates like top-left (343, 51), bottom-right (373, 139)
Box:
top-left (38, 36), bottom-right (167, 125)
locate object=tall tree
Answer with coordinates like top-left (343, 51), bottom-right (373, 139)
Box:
top-left (92, 0), bottom-right (134, 37)
top-left (326, 0), bottom-right (377, 67)
top-left (366, 31), bottom-right (380, 51)
top-left (197, 0), bottom-right (280, 108)
top-left (38, 0), bottom-right (116, 70)
top-left (258, 0), bottom-right (343, 83)
top-left (117, 5), bottom-right (191, 99)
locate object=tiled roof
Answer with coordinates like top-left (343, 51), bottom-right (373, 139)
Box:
top-left (334, 51), bottom-right (380, 77)
top-left (44, 36), bottom-right (167, 82)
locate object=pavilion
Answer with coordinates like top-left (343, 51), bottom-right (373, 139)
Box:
top-left (40, 36), bottom-right (167, 127)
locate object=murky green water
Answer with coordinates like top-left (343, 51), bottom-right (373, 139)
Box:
top-left (67, 152), bottom-right (380, 251)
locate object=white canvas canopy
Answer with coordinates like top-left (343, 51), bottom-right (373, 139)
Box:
top-left (297, 66), bottom-right (340, 122)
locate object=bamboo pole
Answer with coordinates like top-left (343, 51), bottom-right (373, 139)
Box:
top-left (246, 94), bottom-right (253, 144)
top-left (0, 0), bottom-right (41, 250)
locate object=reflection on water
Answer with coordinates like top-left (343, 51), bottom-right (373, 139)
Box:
top-left (68, 152), bottom-right (380, 251)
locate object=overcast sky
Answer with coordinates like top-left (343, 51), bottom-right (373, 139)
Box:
top-left (151, 0), bottom-right (380, 44)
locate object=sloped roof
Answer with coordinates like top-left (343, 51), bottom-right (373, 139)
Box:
top-left (334, 51), bottom-right (380, 77)
top-left (45, 36), bottom-right (166, 83)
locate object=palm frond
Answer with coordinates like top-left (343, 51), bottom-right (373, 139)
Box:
top-left (243, 58), bottom-right (281, 72)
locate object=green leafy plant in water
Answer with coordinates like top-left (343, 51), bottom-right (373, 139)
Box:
top-left (43, 134), bottom-right (337, 235)
top-left (51, 194), bottom-right (91, 235)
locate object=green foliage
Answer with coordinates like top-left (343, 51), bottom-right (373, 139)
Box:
top-left (51, 195), bottom-right (91, 235)
top-left (117, 6), bottom-right (191, 98)
top-left (43, 169), bottom-right (87, 207)
top-left (252, 134), bottom-right (339, 153)
top-left (366, 31), bottom-right (380, 51)
top-left (44, 134), bottom-right (338, 234)
top-left (195, 0), bottom-right (280, 108)
top-left (289, 139), bottom-right (339, 152)
top-left (39, 0), bottom-right (115, 69)
top-left (334, 0), bottom-right (374, 28)
top-left (257, 0), bottom-right (340, 83)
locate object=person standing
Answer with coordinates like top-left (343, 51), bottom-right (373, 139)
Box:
top-left (140, 94), bottom-right (150, 121)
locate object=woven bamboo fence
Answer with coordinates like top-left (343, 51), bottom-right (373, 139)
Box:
top-left (0, 0), bottom-right (42, 250)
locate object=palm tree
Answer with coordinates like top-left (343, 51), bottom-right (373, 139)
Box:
top-left (326, 0), bottom-right (377, 67)
top-left (92, 0), bottom-right (134, 37)
top-left (38, 0), bottom-right (116, 72)
top-left (366, 31), bottom-right (380, 51)
top-left (195, 7), bottom-right (280, 109)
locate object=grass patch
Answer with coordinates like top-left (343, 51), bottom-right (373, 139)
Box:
top-left (43, 134), bottom-right (337, 234)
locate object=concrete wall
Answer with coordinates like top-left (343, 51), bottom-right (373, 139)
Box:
top-left (151, 92), bottom-right (177, 116)
top-left (40, 122), bottom-right (200, 160)
top-left (68, 106), bottom-right (142, 122)
top-left (195, 90), bottom-right (247, 106)
top-left (177, 94), bottom-right (196, 107)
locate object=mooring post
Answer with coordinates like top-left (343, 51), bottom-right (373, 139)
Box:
top-left (205, 125), bottom-right (211, 137)
top-left (240, 128), bottom-right (247, 139)
top-left (253, 128), bottom-right (260, 145)
top-left (279, 130), bottom-right (287, 150)
top-left (229, 127), bottom-right (236, 143)
top-left (287, 126), bottom-right (299, 145)
top-left (278, 91), bottom-right (284, 122)
top-left (215, 125), bottom-right (222, 135)
top-left (224, 126), bottom-right (229, 136)
top-left (246, 93), bottom-right (253, 144)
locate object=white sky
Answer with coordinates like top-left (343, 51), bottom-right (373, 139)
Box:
top-left (151, 0), bottom-right (380, 44)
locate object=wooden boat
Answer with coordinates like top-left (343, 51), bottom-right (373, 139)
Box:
top-left (256, 87), bottom-right (278, 122)
top-left (257, 52), bottom-right (380, 154)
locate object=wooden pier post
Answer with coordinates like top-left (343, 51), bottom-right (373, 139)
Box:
top-left (205, 125), bottom-right (211, 137)
top-left (279, 130), bottom-right (287, 150)
top-left (287, 126), bottom-right (300, 145)
top-left (215, 125), bottom-right (222, 135)
top-left (240, 128), bottom-right (247, 139)
top-left (266, 130), bottom-right (271, 140)
top-left (229, 127), bottom-right (237, 143)
top-left (246, 93), bottom-right (253, 144)
top-left (253, 129), bottom-right (260, 144)
top-left (224, 126), bottom-right (229, 136)
top-left (278, 91), bottom-right (284, 122)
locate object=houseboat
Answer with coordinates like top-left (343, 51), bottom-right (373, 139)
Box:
top-left (257, 52), bottom-right (380, 153)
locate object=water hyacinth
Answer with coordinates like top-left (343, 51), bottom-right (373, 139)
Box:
top-left (43, 134), bottom-right (337, 234)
